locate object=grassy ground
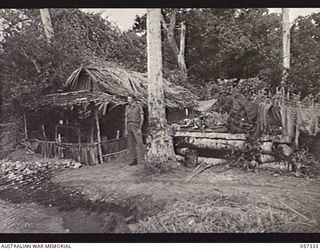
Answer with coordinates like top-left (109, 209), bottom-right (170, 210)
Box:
top-left (51, 156), bottom-right (320, 233)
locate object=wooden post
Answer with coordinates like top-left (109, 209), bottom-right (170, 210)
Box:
top-left (41, 124), bottom-right (47, 158)
top-left (77, 128), bottom-right (81, 162)
top-left (23, 112), bottom-right (28, 140)
top-left (90, 113), bottom-right (95, 143)
top-left (95, 108), bottom-right (103, 164)
top-left (184, 149), bottom-right (198, 168)
top-left (41, 124), bottom-right (47, 141)
top-left (116, 130), bottom-right (120, 139)
top-left (123, 104), bottom-right (127, 138)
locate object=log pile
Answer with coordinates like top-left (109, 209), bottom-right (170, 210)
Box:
top-left (173, 131), bottom-right (295, 172)
top-left (174, 131), bottom-right (276, 156)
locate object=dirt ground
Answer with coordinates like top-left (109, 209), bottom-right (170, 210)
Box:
top-left (0, 200), bottom-right (66, 233)
top-left (51, 156), bottom-right (320, 233)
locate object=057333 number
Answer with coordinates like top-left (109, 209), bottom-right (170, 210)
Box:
top-left (300, 244), bottom-right (319, 248)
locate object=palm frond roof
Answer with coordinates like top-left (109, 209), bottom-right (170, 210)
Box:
top-left (64, 65), bottom-right (199, 108)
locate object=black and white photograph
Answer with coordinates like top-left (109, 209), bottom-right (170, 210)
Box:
top-left (0, 7), bottom-right (319, 238)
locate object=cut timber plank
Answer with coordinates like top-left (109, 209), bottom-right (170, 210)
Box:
top-left (174, 131), bottom-right (247, 140)
top-left (174, 131), bottom-right (284, 143)
top-left (176, 148), bottom-right (275, 163)
top-left (175, 154), bottom-right (227, 166)
top-left (175, 137), bottom-right (273, 152)
top-left (198, 157), bottom-right (227, 165)
top-left (260, 142), bottom-right (273, 153)
top-left (176, 155), bottom-right (184, 162)
top-left (175, 148), bottom-right (191, 156)
top-left (258, 162), bottom-right (293, 172)
top-left (259, 154), bottom-right (276, 163)
top-left (175, 137), bottom-right (247, 151)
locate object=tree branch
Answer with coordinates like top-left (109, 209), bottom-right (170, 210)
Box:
top-left (160, 14), bottom-right (169, 33)
top-left (20, 47), bottom-right (42, 74)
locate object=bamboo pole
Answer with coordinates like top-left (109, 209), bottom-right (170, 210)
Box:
top-left (95, 108), bottom-right (103, 164)
top-left (41, 124), bottom-right (47, 158)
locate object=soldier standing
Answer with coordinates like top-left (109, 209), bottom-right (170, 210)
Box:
top-left (125, 95), bottom-right (145, 165)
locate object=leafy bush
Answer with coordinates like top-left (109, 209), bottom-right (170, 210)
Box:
top-left (205, 78), bottom-right (268, 100)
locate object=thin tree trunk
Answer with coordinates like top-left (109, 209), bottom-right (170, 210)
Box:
top-left (178, 22), bottom-right (187, 77)
top-left (281, 8), bottom-right (290, 88)
top-left (146, 9), bottom-right (177, 169)
top-left (40, 9), bottom-right (54, 44)
top-left (161, 13), bottom-right (187, 77)
top-left (21, 47), bottom-right (41, 73)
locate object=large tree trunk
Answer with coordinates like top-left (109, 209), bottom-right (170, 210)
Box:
top-left (280, 8), bottom-right (290, 88)
top-left (40, 9), bottom-right (54, 44)
top-left (146, 9), bottom-right (177, 169)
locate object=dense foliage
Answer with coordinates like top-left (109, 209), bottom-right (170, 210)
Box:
top-left (0, 9), bottom-right (146, 113)
top-left (2, 8), bottom-right (319, 112)
top-left (1, 8), bottom-right (320, 155)
top-left (289, 13), bottom-right (320, 97)
top-left (0, 9), bottom-right (146, 154)
top-left (133, 8), bottom-right (320, 97)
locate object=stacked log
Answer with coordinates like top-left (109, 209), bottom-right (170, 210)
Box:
top-left (174, 131), bottom-right (278, 153)
top-left (175, 148), bottom-right (228, 166)
top-left (258, 154), bottom-right (276, 163)
top-left (176, 155), bottom-right (227, 166)
top-left (173, 131), bottom-right (293, 171)
top-left (258, 162), bottom-right (293, 172)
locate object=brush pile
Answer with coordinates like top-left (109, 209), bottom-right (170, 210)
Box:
top-left (134, 198), bottom-right (319, 233)
top-left (292, 149), bottom-right (320, 177)
top-left (0, 159), bottom-right (82, 185)
top-left (176, 112), bottom-right (228, 131)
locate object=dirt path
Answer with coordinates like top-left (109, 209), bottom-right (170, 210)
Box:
top-left (52, 157), bottom-right (320, 232)
top-left (0, 200), bottom-right (66, 233)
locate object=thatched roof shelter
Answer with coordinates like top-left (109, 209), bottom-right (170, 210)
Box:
top-left (64, 66), bottom-right (199, 109)
top-left (40, 90), bottom-right (125, 114)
